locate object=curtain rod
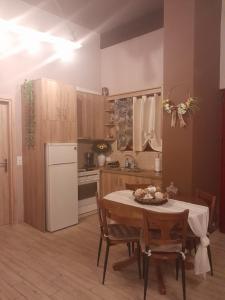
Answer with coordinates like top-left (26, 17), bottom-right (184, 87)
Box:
top-left (106, 87), bottom-right (162, 101)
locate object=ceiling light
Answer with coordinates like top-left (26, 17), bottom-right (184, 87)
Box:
top-left (0, 18), bottom-right (82, 58)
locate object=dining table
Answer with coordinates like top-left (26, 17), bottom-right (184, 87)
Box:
top-left (104, 190), bottom-right (211, 294)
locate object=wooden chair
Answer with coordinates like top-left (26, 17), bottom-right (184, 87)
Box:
top-left (125, 183), bottom-right (151, 191)
top-left (195, 189), bottom-right (216, 233)
top-left (142, 209), bottom-right (189, 300)
top-left (125, 184), bottom-right (151, 253)
top-left (96, 194), bottom-right (134, 266)
top-left (188, 189), bottom-right (216, 276)
top-left (100, 198), bottom-right (142, 284)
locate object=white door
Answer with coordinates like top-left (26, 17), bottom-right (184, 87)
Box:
top-left (0, 100), bottom-right (11, 225)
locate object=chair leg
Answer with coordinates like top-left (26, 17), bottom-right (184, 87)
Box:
top-left (207, 245), bottom-right (213, 276)
top-left (143, 254), bottom-right (149, 300)
top-left (137, 242), bottom-right (142, 279)
top-left (97, 236), bottom-right (102, 266)
top-left (127, 242), bottom-right (131, 257)
top-left (142, 254), bottom-right (145, 279)
top-left (181, 256), bottom-right (186, 300)
top-left (176, 257), bottom-right (179, 280)
top-left (132, 241), bottom-right (135, 253)
top-left (102, 241), bottom-right (110, 284)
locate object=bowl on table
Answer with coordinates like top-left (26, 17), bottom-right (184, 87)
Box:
top-left (133, 186), bottom-right (168, 205)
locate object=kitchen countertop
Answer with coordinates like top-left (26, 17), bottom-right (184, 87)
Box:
top-left (100, 167), bottom-right (162, 180)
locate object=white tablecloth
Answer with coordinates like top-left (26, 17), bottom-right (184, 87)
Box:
top-left (104, 190), bottom-right (210, 276)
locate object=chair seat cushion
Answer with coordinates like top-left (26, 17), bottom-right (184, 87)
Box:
top-left (108, 224), bottom-right (140, 241)
top-left (150, 243), bottom-right (182, 253)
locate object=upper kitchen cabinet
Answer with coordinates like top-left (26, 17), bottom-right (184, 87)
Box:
top-left (21, 78), bottom-right (77, 231)
top-left (40, 79), bottom-right (76, 123)
top-left (77, 91), bottom-right (104, 140)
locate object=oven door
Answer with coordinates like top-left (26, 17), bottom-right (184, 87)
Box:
top-left (78, 181), bottom-right (98, 201)
top-left (78, 179), bottom-right (98, 215)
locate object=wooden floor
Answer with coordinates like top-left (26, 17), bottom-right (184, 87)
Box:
top-left (0, 214), bottom-right (225, 300)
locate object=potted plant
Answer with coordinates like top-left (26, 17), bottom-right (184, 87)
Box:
top-left (92, 140), bottom-right (111, 167)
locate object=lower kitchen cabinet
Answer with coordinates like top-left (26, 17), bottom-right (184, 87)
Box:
top-left (100, 170), bottom-right (162, 197)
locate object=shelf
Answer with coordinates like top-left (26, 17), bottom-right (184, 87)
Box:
top-left (104, 109), bottom-right (114, 113)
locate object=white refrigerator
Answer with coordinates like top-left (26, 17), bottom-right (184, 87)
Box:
top-left (46, 143), bottom-right (78, 232)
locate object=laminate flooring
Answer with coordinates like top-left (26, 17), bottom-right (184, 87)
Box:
top-left (0, 214), bottom-right (224, 300)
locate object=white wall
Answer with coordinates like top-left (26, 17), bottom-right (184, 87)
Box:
top-left (220, 0), bottom-right (225, 89)
top-left (101, 29), bottom-right (163, 94)
top-left (0, 0), bottom-right (101, 222)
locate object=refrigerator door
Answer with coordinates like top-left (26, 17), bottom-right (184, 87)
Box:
top-left (46, 162), bottom-right (78, 232)
top-left (46, 143), bottom-right (77, 165)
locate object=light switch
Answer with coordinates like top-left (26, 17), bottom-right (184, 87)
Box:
top-left (17, 156), bottom-right (23, 166)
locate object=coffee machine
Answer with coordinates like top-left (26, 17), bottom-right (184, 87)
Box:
top-left (84, 152), bottom-right (95, 170)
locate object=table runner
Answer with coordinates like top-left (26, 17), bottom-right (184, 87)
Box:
top-left (104, 190), bottom-right (210, 276)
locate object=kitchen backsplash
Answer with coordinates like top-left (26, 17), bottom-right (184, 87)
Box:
top-left (110, 142), bottom-right (157, 170)
top-left (78, 141), bottom-right (160, 170)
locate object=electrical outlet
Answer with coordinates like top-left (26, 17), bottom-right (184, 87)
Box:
top-left (17, 156), bottom-right (23, 166)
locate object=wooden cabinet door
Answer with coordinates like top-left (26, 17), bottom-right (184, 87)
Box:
top-left (77, 92), bottom-right (89, 139)
top-left (101, 172), bottom-right (155, 198)
top-left (93, 94), bottom-right (105, 140)
top-left (59, 82), bottom-right (76, 122)
top-left (40, 79), bottom-right (61, 121)
top-left (100, 172), bottom-right (120, 197)
top-left (40, 79), bottom-right (76, 122)
top-left (77, 91), bottom-right (104, 140)
top-left (120, 175), bottom-right (152, 189)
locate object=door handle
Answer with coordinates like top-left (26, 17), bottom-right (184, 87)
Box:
top-left (0, 159), bottom-right (8, 172)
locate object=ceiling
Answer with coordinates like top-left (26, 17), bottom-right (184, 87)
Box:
top-left (22, 0), bottom-right (163, 34)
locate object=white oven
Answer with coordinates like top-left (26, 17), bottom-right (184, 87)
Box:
top-left (78, 169), bottom-right (99, 215)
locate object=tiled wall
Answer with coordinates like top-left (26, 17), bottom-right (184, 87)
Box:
top-left (78, 141), bottom-right (161, 171)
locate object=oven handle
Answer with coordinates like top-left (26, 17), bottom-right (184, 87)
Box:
top-left (78, 180), bottom-right (99, 185)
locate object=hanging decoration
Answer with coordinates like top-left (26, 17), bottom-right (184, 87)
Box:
top-left (23, 80), bottom-right (35, 147)
top-left (163, 96), bottom-right (198, 128)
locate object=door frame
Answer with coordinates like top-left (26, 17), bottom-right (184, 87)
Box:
top-left (0, 98), bottom-right (14, 224)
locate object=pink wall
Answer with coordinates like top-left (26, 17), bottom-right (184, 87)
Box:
top-left (100, 29), bottom-right (163, 94)
top-left (0, 0), bottom-right (101, 222)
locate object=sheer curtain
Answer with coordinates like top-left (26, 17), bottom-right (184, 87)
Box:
top-left (133, 94), bottom-right (162, 152)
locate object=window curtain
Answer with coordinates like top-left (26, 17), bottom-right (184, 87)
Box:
top-left (133, 94), bottom-right (162, 152)
top-left (114, 97), bottom-right (133, 151)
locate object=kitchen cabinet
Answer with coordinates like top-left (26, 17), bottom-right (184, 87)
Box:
top-left (77, 91), bottom-right (104, 140)
top-left (41, 79), bottom-right (76, 122)
top-left (22, 78), bottom-right (77, 231)
top-left (100, 169), bottom-right (162, 197)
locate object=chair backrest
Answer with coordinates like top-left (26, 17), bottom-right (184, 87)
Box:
top-left (102, 198), bottom-right (143, 229)
top-left (125, 183), bottom-right (151, 191)
top-left (96, 193), bottom-right (104, 237)
top-left (142, 209), bottom-right (189, 250)
top-left (195, 189), bottom-right (216, 231)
